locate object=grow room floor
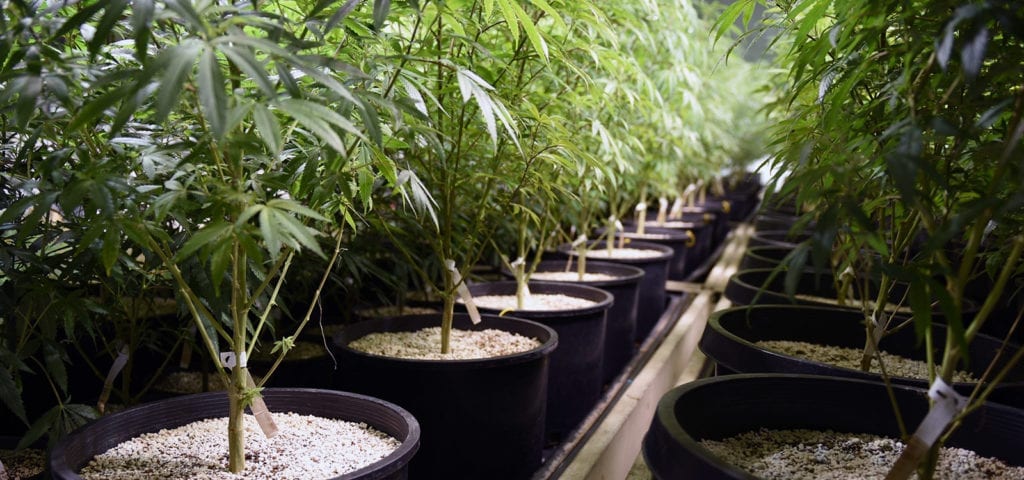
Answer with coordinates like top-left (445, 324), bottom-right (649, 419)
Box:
top-left (536, 223), bottom-right (753, 479)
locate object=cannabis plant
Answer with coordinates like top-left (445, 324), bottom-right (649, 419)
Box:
top-left (729, 1), bottom-right (1024, 478)
top-left (2, 0), bottom-right (407, 472)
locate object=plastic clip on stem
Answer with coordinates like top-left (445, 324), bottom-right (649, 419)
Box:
top-left (656, 197), bottom-right (669, 225)
top-left (884, 377), bottom-right (967, 480)
top-left (221, 351), bottom-right (279, 438)
top-left (447, 259), bottom-right (481, 324)
top-left (510, 256), bottom-right (530, 298)
top-left (97, 344), bottom-right (130, 414)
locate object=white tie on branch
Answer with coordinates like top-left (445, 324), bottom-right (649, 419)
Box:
top-left (447, 259), bottom-right (481, 324)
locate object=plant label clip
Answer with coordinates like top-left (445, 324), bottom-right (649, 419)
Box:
top-left (245, 370), bottom-right (279, 438)
top-left (447, 260), bottom-right (481, 324)
top-left (915, 377), bottom-right (967, 447)
top-left (219, 351), bottom-right (248, 369)
top-left (98, 344), bottom-right (131, 414)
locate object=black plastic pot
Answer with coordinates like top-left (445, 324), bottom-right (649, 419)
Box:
top-left (751, 212), bottom-right (804, 232)
top-left (738, 245), bottom-right (828, 272)
top-left (333, 314), bottom-right (556, 480)
top-left (682, 203), bottom-right (731, 242)
top-left (747, 229), bottom-right (811, 248)
top-left (597, 225), bottom-right (693, 281)
top-left (49, 388), bottom-right (420, 480)
top-left (625, 220), bottom-right (715, 278)
top-left (724, 268), bottom-right (980, 322)
top-left (643, 374), bottom-right (1024, 479)
top-left (557, 240), bottom-right (672, 341)
top-left (466, 281), bottom-right (611, 438)
top-left (700, 305), bottom-right (1024, 394)
top-left (510, 260), bottom-right (644, 383)
top-left (249, 340), bottom-right (334, 389)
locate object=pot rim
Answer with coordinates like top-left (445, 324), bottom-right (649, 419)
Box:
top-left (334, 313), bottom-right (559, 368)
top-left (48, 388), bottom-right (421, 480)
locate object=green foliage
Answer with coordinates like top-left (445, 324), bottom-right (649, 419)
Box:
top-left (739, 0), bottom-right (1024, 477)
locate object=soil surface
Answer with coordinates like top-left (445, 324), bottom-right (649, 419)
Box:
top-left (700, 428), bottom-right (1024, 479)
top-left (79, 413), bottom-right (400, 480)
top-left (756, 340), bottom-right (978, 383)
top-left (348, 327), bottom-right (541, 360)
top-left (472, 293), bottom-right (597, 311)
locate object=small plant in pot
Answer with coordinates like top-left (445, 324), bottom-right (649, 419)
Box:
top-left (3, 0), bottom-right (424, 477)
top-left (699, 1), bottom-right (1024, 479)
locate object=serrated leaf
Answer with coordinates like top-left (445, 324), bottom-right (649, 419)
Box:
top-left (252, 104), bottom-right (282, 155)
top-left (0, 368), bottom-right (27, 425)
top-left (101, 228), bottom-right (121, 275)
top-left (373, 0), bottom-right (391, 31)
top-left (267, 198), bottom-right (328, 222)
top-left (89, 0), bottom-right (129, 56)
top-left (219, 45), bottom-right (276, 97)
top-left (324, 0), bottom-right (362, 33)
top-left (496, 0), bottom-right (520, 43)
top-left (277, 210), bottom-right (325, 257)
top-left (960, 26), bottom-right (988, 79)
top-left (18, 406), bottom-right (59, 449)
top-left (198, 47), bottom-right (228, 140)
top-left (42, 343), bottom-right (68, 395)
top-left (175, 221), bottom-right (232, 261)
top-left (155, 40), bottom-right (202, 123)
top-left (132, 0), bottom-right (154, 59)
top-left (528, 0), bottom-right (564, 30)
top-left (514, 3), bottom-right (547, 61)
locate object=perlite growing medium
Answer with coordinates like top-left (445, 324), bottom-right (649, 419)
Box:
top-left (756, 340), bottom-right (978, 383)
top-left (472, 293), bottom-right (597, 311)
top-left (699, 428), bottom-right (1024, 480)
top-left (581, 248), bottom-right (665, 259)
top-left (529, 271), bottom-right (619, 282)
top-left (348, 327), bottom-right (541, 360)
top-left (79, 413), bottom-right (400, 480)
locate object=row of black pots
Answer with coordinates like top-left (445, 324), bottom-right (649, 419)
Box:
top-left (701, 305), bottom-right (1024, 398)
top-left (556, 240), bottom-right (672, 341)
top-left (39, 208), bottom-right (740, 480)
top-left (642, 304), bottom-right (1024, 478)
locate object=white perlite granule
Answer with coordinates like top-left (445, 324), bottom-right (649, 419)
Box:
top-left (472, 293), bottom-right (597, 311)
top-left (581, 248), bottom-right (664, 259)
top-left (79, 413), bottom-right (400, 480)
top-left (530, 271), bottom-right (619, 282)
top-left (756, 340), bottom-right (978, 383)
top-left (348, 327), bottom-right (541, 360)
top-left (699, 428), bottom-right (1024, 480)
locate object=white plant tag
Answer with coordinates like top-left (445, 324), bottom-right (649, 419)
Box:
top-left (615, 219), bottom-right (626, 248)
top-left (245, 370), bottom-right (278, 438)
top-left (447, 259), bottom-right (481, 324)
top-left (219, 351), bottom-right (248, 369)
top-left (670, 196), bottom-right (685, 220)
top-left (656, 197), bottom-right (669, 224)
top-left (885, 378), bottom-right (968, 480)
top-left (914, 377), bottom-right (967, 446)
top-left (510, 257), bottom-right (531, 297)
top-left (635, 202), bottom-right (647, 212)
top-left (98, 344), bottom-right (130, 414)
top-left (180, 324), bottom-right (197, 369)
